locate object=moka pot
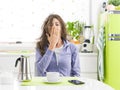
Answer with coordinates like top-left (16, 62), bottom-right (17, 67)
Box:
top-left (15, 55), bottom-right (32, 82)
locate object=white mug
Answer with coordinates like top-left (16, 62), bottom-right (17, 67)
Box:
top-left (46, 72), bottom-right (60, 82)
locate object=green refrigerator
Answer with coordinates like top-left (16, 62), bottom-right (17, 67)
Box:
top-left (104, 11), bottom-right (120, 90)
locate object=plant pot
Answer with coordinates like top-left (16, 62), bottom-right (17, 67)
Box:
top-left (70, 39), bottom-right (80, 44)
top-left (115, 5), bottom-right (120, 10)
top-left (106, 4), bottom-right (115, 11)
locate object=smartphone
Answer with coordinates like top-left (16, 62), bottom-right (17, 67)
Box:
top-left (68, 80), bottom-right (85, 85)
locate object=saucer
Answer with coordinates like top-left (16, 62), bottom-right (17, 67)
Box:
top-left (43, 79), bottom-right (61, 84)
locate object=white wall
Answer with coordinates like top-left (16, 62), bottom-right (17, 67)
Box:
top-left (0, 0), bottom-right (90, 42)
top-left (0, 0), bottom-right (107, 50)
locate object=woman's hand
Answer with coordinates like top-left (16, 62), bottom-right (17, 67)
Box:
top-left (46, 27), bottom-right (59, 50)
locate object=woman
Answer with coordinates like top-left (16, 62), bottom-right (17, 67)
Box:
top-left (36, 14), bottom-right (80, 76)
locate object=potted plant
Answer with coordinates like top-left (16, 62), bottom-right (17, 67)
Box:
top-left (108, 0), bottom-right (120, 10)
top-left (66, 21), bottom-right (85, 44)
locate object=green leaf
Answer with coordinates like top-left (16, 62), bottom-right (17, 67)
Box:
top-left (66, 21), bottom-right (86, 40)
top-left (108, 0), bottom-right (120, 6)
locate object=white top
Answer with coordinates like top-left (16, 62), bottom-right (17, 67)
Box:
top-left (54, 45), bottom-right (63, 65)
top-left (0, 77), bottom-right (114, 90)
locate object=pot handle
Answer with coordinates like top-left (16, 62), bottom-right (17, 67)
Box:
top-left (15, 57), bottom-right (21, 67)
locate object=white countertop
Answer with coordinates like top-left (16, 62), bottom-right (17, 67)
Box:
top-left (0, 43), bottom-right (97, 55)
top-left (0, 49), bottom-right (97, 56)
top-left (0, 77), bottom-right (114, 90)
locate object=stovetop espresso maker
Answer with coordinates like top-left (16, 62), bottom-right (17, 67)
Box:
top-left (15, 55), bottom-right (32, 82)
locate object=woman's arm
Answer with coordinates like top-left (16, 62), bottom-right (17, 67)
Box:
top-left (36, 27), bottom-right (60, 76)
top-left (70, 45), bottom-right (80, 76)
top-left (35, 49), bottom-right (54, 76)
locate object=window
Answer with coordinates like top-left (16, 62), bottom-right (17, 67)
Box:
top-left (0, 0), bottom-right (90, 42)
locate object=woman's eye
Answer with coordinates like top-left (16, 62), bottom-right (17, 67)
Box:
top-left (56, 23), bottom-right (59, 26)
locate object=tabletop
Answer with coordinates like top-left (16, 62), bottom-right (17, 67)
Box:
top-left (0, 77), bottom-right (114, 90)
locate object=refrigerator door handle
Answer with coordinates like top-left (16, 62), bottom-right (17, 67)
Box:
top-left (109, 38), bottom-right (120, 41)
top-left (109, 10), bottom-right (120, 14)
top-left (109, 34), bottom-right (120, 37)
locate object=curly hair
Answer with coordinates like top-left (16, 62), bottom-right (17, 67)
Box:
top-left (36, 14), bottom-right (67, 56)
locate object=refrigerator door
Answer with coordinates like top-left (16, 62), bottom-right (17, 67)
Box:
top-left (104, 13), bottom-right (120, 90)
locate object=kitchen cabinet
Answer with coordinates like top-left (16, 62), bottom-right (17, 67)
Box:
top-left (0, 53), bottom-right (36, 76)
top-left (0, 52), bottom-right (97, 79)
top-left (79, 52), bottom-right (98, 79)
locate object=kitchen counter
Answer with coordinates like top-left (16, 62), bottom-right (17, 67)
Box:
top-left (0, 77), bottom-right (114, 90)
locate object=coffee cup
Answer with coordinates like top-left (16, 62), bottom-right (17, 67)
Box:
top-left (46, 72), bottom-right (60, 82)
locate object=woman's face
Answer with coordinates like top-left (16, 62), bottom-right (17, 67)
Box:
top-left (48, 18), bottom-right (61, 38)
